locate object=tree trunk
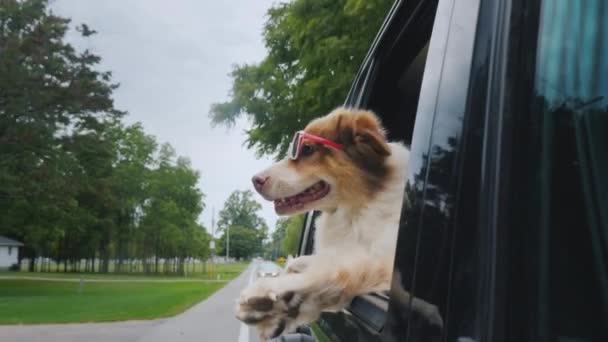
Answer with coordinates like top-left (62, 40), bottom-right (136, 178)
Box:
top-left (100, 243), bottom-right (110, 273)
top-left (28, 251), bottom-right (36, 272)
top-left (178, 257), bottom-right (185, 276)
top-left (117, 239), bottom-right (124, 273)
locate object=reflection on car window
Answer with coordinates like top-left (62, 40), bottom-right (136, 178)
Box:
top-left (518, 0), bottom-right (608, 340)
top-left (386, 0), bottom-right (480, 341)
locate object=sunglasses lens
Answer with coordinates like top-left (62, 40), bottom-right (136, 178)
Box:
top-left (288, 133), bottom-right (300, 159)
top-left (287, 142), bottom-right (295, 159)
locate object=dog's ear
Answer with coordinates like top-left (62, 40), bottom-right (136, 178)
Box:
top-left (337, 110), bottom-right (391, 171)
top-left (354, 127), bottom-right (391, 157)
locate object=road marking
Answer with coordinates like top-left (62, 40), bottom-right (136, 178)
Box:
top-left (238, 264), bottom-right (257, 342)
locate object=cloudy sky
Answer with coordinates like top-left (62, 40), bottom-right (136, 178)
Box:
top-left (51, 0), bottom-right (279, 236)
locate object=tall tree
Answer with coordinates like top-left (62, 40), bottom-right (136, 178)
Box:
top-left (141, 146), bottom-right (206, 274)
top-left (216, 190), bottom-right (268, 260)
top-left (0, 0), bottom-right (210, 275)
top-left (217, 190), bottom-right (268, 232)
top-left (217, 225), bottom-right (260, 260)
top-left (0, 0), bottom-right (123, 268)
top-left (210, 0), bottom-right (393, 158)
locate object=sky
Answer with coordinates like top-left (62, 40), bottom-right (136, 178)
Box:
top-left (51, 0), bottom-right (279, 236)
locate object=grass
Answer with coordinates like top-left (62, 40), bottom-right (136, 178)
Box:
top-left (0, 262), bottom-right (249, 324)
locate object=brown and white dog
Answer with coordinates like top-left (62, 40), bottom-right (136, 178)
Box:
top-left (236, 107), bottom-right (409, 340)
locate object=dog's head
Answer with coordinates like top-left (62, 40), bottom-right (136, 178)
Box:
top-left (252, 107), bottom-right (393, 216)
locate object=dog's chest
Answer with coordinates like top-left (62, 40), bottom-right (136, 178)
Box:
top-left (313, 209), bottom-right (399, 257)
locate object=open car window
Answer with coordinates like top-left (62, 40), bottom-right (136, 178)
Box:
top-left (297, 0), bottom-right (481, 338)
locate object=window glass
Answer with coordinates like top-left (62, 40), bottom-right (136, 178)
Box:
top-left (517, 0), bottom-right (608, 340)
top-left (384, 0), bottom-right (481, 340)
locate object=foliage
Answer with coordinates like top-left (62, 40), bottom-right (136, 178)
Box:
top-left (217, 225), bottom-right (262, 260)
top-left (0, 0), bottom-right (209, 275)
top-left (280, 214), bottom-right (304, 257)
top-left (210, 0), bottom-right (394, 158)
top-left (215, 190), bottom-right (268, 259)
top-left (266, 215), bottom-right (305, 259)
top-left (217, 190), bottom-right (267, 232)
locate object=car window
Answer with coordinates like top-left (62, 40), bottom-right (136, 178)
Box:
top-left (512, 0), bottom-right (608, 340)
top-left (297, 0), bottom-right (441, 339)
top-left (382, 0), bottom-right (482, 340)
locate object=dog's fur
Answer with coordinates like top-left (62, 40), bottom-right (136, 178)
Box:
top-left (237, 107), bottom-right (408, 340)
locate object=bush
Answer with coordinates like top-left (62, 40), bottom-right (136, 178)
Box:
top-left (8, 263), bottom-right (20, 271)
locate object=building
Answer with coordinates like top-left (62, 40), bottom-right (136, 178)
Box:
top-left (0, 236), bottom-right (23, 270)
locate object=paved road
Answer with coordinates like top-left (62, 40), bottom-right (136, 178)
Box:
top-left (0, 319), bottom-right (165, 342)
top-left (0, 263), bottom-right (261, 342)
top-left (137, 262), bottom-right (257, 342)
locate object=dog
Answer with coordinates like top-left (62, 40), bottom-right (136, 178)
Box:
top-left (236, 107), bottom-right (409, 340)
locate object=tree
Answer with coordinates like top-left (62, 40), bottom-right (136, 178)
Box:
top-left (0, 0), bottom-right (123, 269)
top-left (210, 0), bottom-right (393, 158)
top-left (268, 215), bottom-right (305, 259)
top-left (217, 190), bottom-right (268, 232)
top-left (280, 215), bottom-right (304, 257)
top-left (217, 226), bottom-right (260, 260)
top-left (0, 0), bottom-right (210, 275)
top-left (216, 190), bottom-right (269, 259)
top-left (141, 146), bottom-right (205, 274)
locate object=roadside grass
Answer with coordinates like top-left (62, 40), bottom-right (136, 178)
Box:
top-left (0, 262), bottom-right (250, 324)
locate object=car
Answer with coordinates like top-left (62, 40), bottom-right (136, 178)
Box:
top-left (256, 262), bottom-right (281, 278)
top-left (278, 0), bottom-right (608, 341)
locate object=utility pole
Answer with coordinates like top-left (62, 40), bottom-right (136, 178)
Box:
top-left (208, 208), bottom-right (215, 276)
top-left (211, 207), bottom-right (215, 239)
top-left (226, 225), bottom-right (230, 263)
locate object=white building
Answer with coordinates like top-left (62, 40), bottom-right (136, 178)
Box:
top-left (0, 235), bottom-right (23, 269)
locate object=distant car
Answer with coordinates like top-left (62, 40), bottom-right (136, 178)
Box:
top-left (256, 262), bottom-right (280, 278)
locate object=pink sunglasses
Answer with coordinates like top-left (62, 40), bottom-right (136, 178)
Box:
top-left (287, 131), bottom-right (345, 160)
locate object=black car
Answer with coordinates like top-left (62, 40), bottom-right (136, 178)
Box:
top-left (279, 0), bottom-right (608, 341)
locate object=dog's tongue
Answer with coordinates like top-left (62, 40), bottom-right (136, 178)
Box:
top-left (274, 181), bottom-right (329, 213)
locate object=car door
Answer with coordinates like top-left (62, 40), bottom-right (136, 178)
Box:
top-left (296, 0), bottom-right (483, 341)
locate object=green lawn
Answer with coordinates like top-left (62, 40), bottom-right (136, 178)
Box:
top-left (0, 262), bottom-right (249, 324)
top-left (0, 279), bottom-right (223, 324)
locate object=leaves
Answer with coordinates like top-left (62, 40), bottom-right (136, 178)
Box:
top-left (210, 0), bottom-right (393, 159)
top-left (216, 190), bottom-right (268, 259)
top-left (0, 0), bottom-right (209, 274)
top-left (217, 190), bottom-right (267, 232)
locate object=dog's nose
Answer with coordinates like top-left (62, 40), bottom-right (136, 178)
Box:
top-left (252, 175), bottom-right (269, 191)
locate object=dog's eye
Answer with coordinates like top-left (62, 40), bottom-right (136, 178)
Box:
top-left (300, 144), bottom-right (315, 157)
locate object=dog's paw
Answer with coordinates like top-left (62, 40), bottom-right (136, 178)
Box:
top-left (236, 284), bottom-right (305, 340)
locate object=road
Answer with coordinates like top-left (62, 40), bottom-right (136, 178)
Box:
top-left (136, 262), bottom-right (259, 342)
top-left (0, 262), bottom-right (264, 342)
top-left (0, 319), bottom-right (165, 342)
